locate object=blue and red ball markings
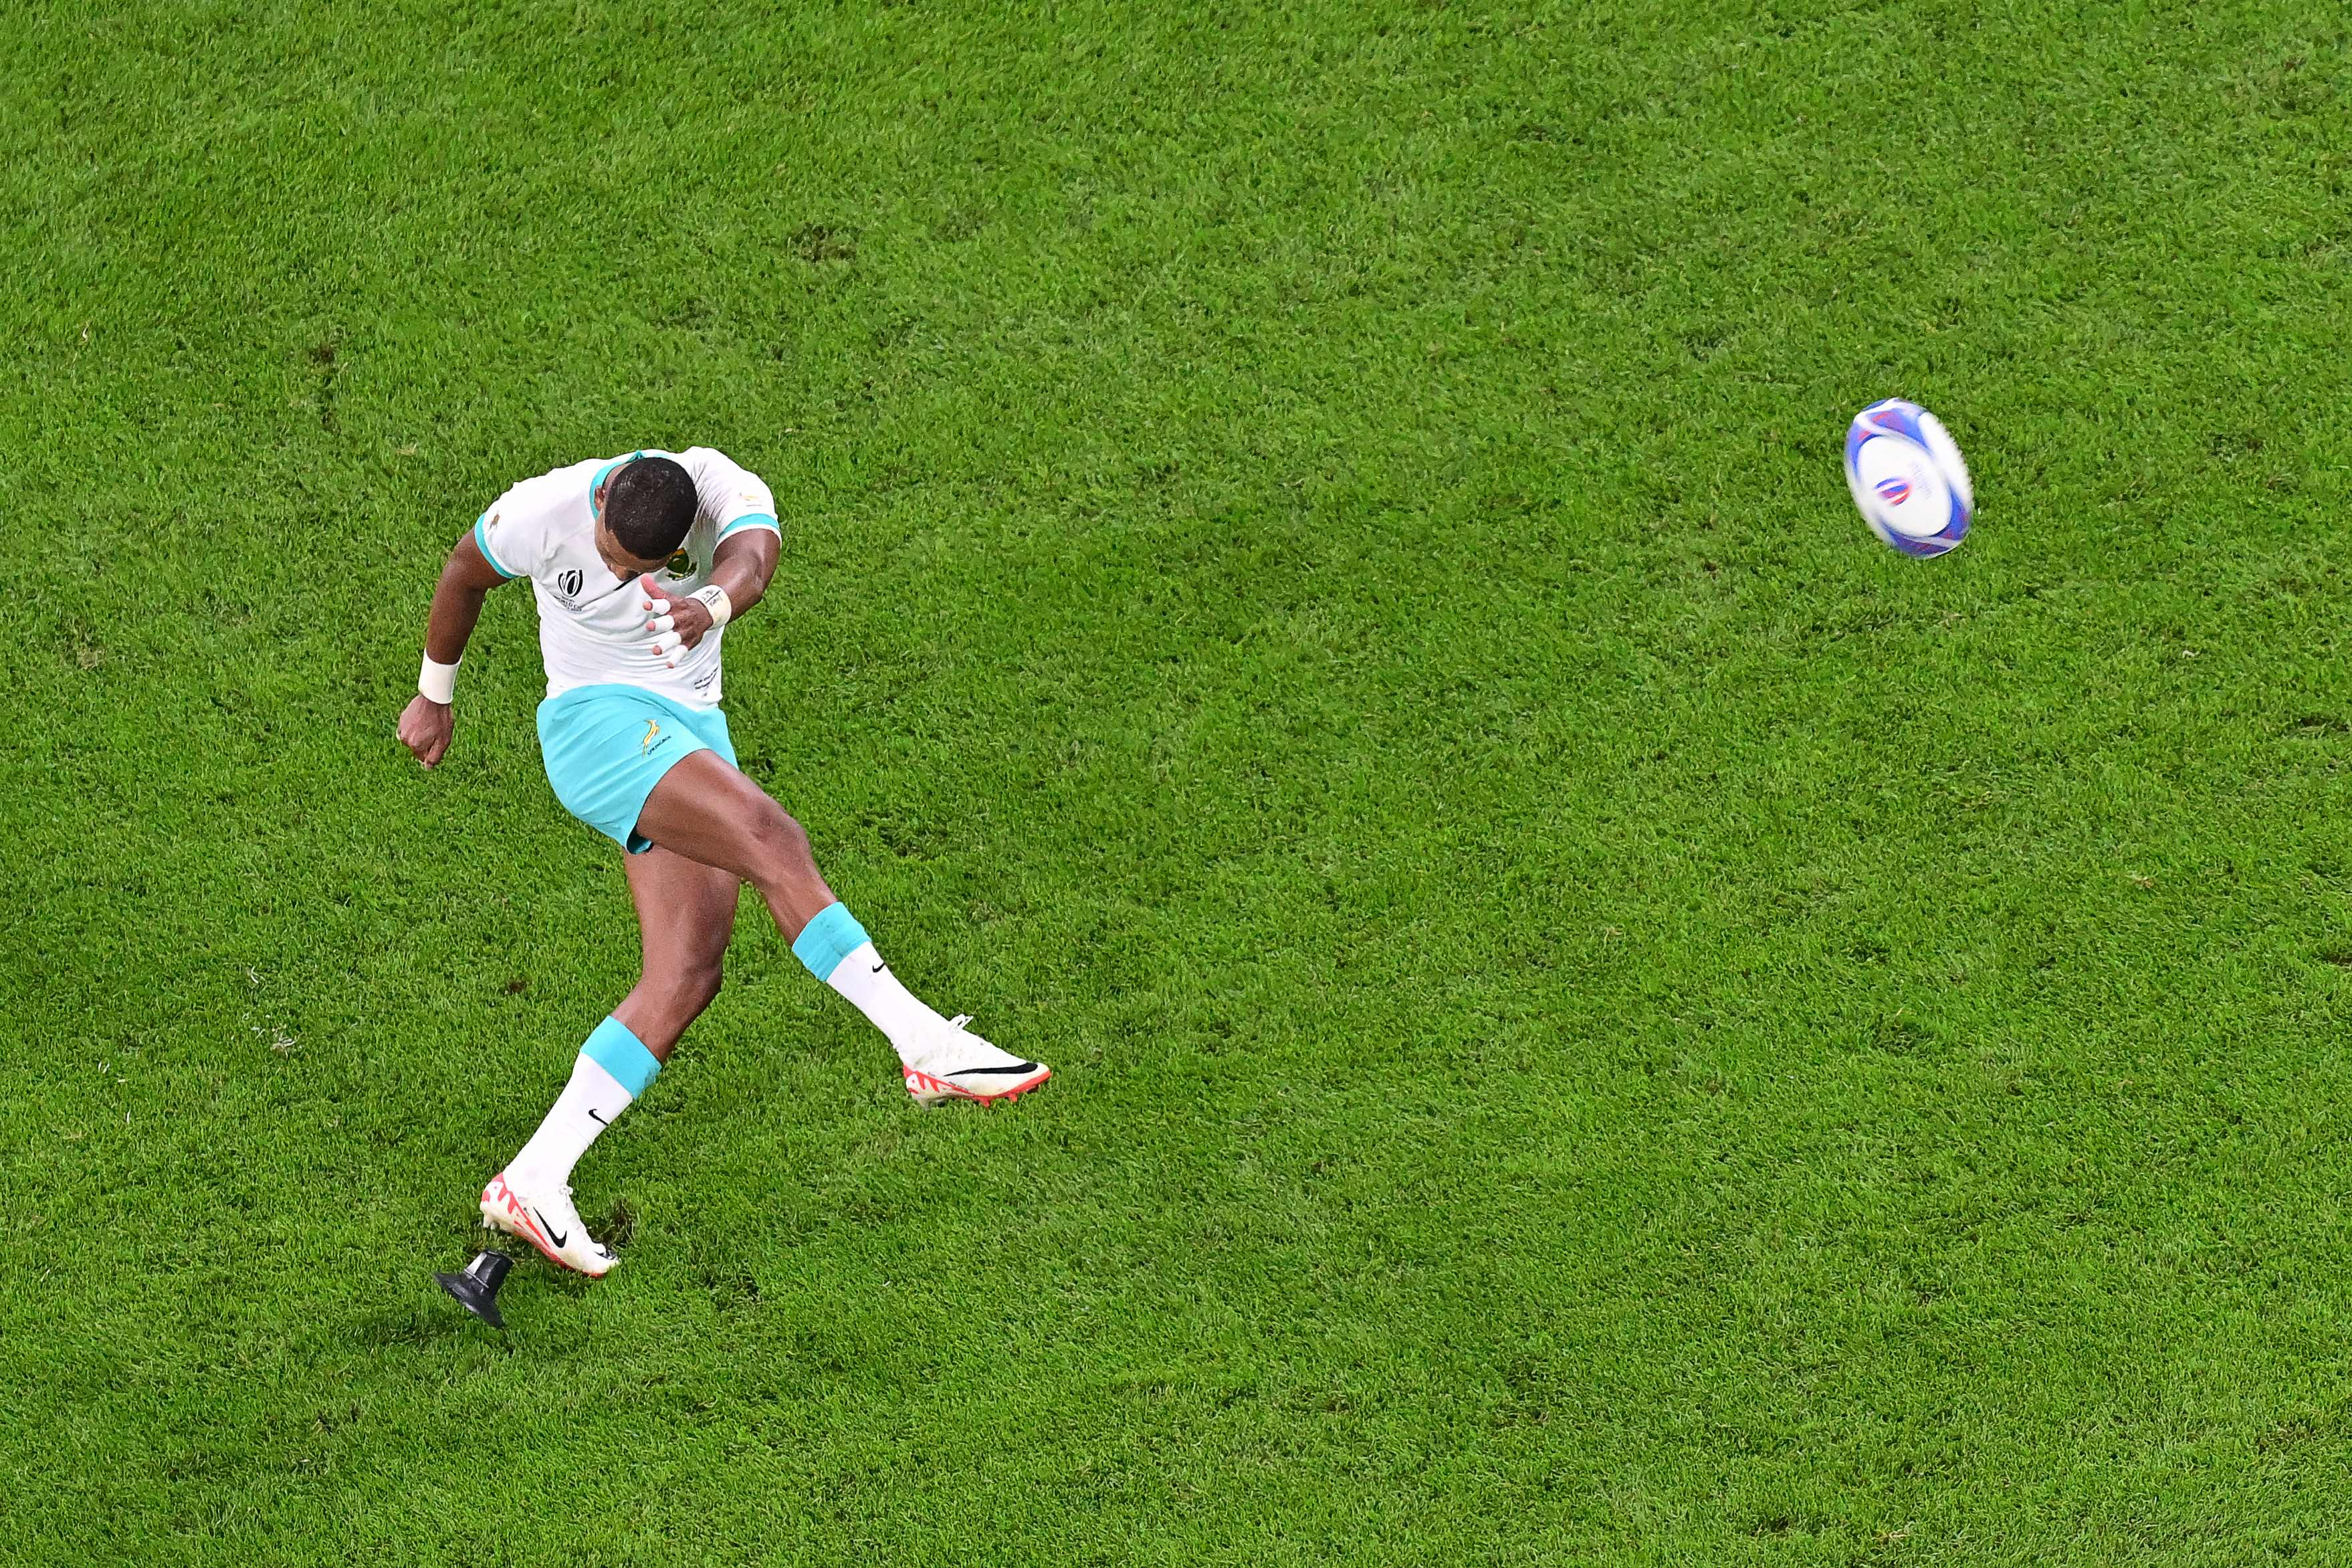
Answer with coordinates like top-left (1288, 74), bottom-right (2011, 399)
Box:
top-left (1847, 398), bottom-right (1967, 556)
top-left (1880, 497), bottom-right (1970, 556)
top-left (1883, 524), bottom-right (1961, 558)
top-left (1844, 397), bottom-right (1927, 467)
top-left (1866, 397), bottom-right (1927, 443)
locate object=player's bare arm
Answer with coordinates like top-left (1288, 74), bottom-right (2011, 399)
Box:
top-left (396, 532), bottom-right (509, 768)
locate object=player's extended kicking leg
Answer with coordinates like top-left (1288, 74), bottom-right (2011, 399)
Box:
top-left (483, 845), bottom-right (741, 1275)
top-left (633, 748), bottom-right (1049, 1107)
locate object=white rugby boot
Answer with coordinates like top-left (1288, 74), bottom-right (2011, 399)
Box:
top-left (479, 1169), bottom-right (618, 1276)
top-left (901, 1015), bottom-right (1051, 1107)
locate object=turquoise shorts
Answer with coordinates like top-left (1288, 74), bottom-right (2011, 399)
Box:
top-left (536, 683), bottom-right (736, 855)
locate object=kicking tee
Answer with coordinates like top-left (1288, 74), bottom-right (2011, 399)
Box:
top-left (472, 448), bottom-right (779, 709)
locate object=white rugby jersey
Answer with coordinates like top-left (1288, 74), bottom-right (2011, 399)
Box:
top-left (472, 448), bottom-right (780, 708)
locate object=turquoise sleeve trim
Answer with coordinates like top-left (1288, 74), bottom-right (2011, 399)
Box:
top-left (790, 902), bottom-right (870, 983)
top-left (582, 1015), bottom-right (661, 1097)
top-left (473, 514), bottom-right (520, 579)
top-left (718, 512), bottom-right (780, 541)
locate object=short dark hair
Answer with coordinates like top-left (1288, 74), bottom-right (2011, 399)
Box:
top-left (604, 455), bottom-right (698, 559)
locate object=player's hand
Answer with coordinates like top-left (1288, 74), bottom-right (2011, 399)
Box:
top-left (398, 693), bottom-right (456, 768)
top-left (638, 576), bottom-right (715, 667)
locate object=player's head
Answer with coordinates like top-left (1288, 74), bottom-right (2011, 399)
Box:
top-left (597, 455), bottom-right (698, 572)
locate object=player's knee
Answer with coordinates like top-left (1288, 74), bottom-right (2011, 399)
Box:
top-left (743, 800), bottom-right (811, 877)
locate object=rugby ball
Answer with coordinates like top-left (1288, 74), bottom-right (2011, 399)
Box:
top-left (1844, 399), bottom-right (1972, 558)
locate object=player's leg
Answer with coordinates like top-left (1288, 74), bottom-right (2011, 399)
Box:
top-left (635, 750), bottom-right (1049, 1105)
top-left (611, 843), bottom-right (742, 1060)
top-left (484, 845), bottom-right (741, 1274)
top-left (632, 749), bottom-right (832, 933)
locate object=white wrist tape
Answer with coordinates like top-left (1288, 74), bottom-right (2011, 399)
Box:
top-left (419, 655), bottom-right (459, 705)
top-left (691, 584), bottom-right (734, 629)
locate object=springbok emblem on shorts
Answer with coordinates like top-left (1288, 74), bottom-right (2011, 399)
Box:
top-left (639, 719), bottom-right (663, 756)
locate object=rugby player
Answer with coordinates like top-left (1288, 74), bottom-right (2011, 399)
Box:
top-left (397, 449), bottom-right (1047, 1276)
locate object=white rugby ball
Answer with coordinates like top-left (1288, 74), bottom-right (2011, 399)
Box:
top-left (1844, 399), bottom-right (1972, 557)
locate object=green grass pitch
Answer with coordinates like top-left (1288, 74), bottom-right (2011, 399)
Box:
top-left (5, 1), bottom-right (2351, 1561)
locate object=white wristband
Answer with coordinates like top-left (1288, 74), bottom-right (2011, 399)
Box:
top-left (419, 655), bottom-right (459, 705)
top-left (691, 584), bottom-right (734, 630)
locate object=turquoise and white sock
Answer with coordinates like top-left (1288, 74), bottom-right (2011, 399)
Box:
top-left (508, 1016), bottom-right (661, 1186)
top-left (793, 902), bottom-right (946, 1067)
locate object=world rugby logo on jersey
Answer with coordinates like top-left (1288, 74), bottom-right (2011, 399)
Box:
top-left (554, 568), bottom-right (585, 606)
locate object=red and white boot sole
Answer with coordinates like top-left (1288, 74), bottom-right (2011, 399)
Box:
top-left (901, 1064), bottom-right (1051, 1107)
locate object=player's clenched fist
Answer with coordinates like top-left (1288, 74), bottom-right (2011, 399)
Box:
top-left (399, 693), bottom-right (456, 768)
